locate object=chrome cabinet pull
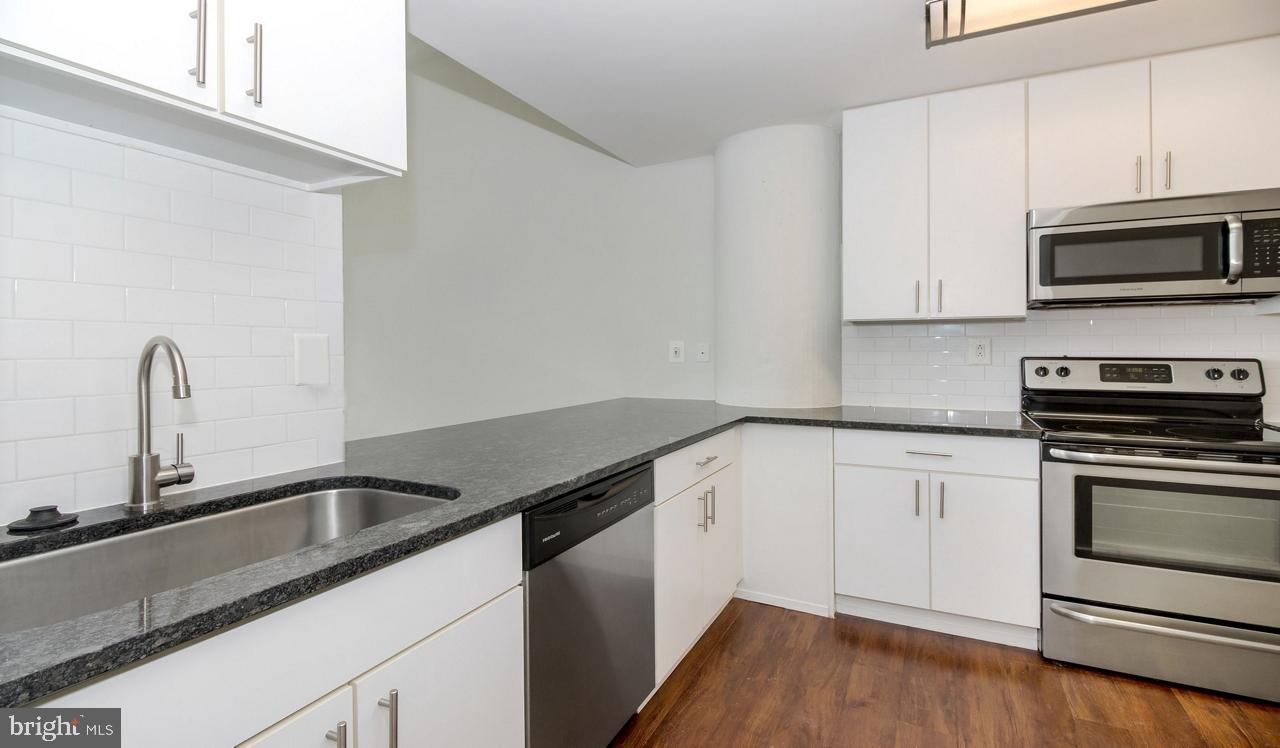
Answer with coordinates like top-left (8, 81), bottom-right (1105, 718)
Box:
top-left (936, 279), bottom-right (943, 313)
top-left (938, 481), bottom-right (945, 519)
top-left (709, 484), bottom-right (717, 525)
top-left (1163, 151), bottom-right (1172, 190)
top-left (905, 450), bottom-right (952, 458)
top-left (378, 689), bottom-right (399, 748)
top-left (1134, 154), bottom-right (1142, 193)
top-left (697, 491), bottom-right (708, 532)
top-left (695, 455), bottom-right (718, 468)
top-left (914, 280), bottom-right (921, 314)
top-left (1225, 215), bottom-right (1244, 285)
top-left (913, 479), bottom-right (920, 516)
top-left (187, 0), bottom-right (207, 85)
top-left (325, 721), bottom-right (348, 748)
top-left (246, 23), bottom-right (263, 104)
top-left (1049, 603), bottom-right (1280, 655)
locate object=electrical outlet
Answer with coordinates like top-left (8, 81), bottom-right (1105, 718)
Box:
top-left (967, 337), bottom-right (991, 365)
top-left (695, 342), bottom-right (710, 362)
top-left (669, 340), bottom-right (685, 363)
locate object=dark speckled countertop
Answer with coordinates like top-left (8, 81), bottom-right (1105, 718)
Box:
top-left (0, 398), bottom-right (1037, 706)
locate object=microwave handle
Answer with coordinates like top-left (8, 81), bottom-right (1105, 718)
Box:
top-left (1225, 214), bottom-right (1244, 285)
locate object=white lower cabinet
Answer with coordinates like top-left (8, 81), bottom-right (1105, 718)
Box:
top-left (239, 686), bottom-right (353, 748)
top-left (834, 435), bottom-right (1040, 633)
top-left (654, 461), bottom-right (741, 683)
top-left (352, 587), bottom-right (525, 748)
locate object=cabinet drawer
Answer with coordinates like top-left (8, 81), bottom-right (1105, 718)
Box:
top-left (654, 427), bottom-right (739, 504)
top-left (834, 430), bottom-right (1038, 479)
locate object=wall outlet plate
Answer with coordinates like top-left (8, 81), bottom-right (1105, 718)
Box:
top-left (967, 337), bottom-right (991, 365)
top-left (695, 342), bottom-right (710, 362)
top-left (669, 340), bottom-right (685, 363)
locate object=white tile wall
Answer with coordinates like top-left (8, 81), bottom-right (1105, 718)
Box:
top-left (0, 114), bottom-right (345, 522)
top-left (843, 305), bottom-right (1280, 413)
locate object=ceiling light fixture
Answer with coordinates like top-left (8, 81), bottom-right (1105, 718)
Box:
top-left (925, 0), bottom-right (1158, 48)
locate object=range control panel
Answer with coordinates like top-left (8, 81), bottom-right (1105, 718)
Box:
top-left (1246, 216), bottom-right (1280, 278)
top-left (1023, 357), bottom-right (1264, 396)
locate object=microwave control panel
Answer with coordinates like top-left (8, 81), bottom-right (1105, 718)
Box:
top-left (1245, 216), bottom-right (1280, 278)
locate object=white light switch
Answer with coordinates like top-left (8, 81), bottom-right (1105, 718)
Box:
top-left (669, 340), bottom-right (685, 363)
top-left (294, 334), bottom-right (330, 385)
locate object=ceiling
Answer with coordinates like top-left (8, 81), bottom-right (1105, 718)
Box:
top-left (408, 0), bottom-right (1280, 166)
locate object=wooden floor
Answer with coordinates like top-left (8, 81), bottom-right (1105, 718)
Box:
top-left (612, 600), bottom-right (1280, 747)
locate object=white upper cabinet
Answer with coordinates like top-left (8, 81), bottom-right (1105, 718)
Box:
top-left (223, 0), bottom-right (407, 171)
top-left (1152, 36), bottom-right (1280, 198)
top-left (928, 81), bottom-right (1027, 320)
top-left (1029, 60), bottom-right (1151, 209)
top-left (842, 98), bottom-right (930, 321)
top-left (0, 0), bottom-right (219, 109)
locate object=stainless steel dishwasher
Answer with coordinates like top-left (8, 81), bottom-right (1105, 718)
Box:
top-left (524, 462), bottom-right (655, 748)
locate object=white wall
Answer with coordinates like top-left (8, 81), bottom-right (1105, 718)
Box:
top-left (842, 304), bottom-right (1280, 413)
top-left (343, 65), bottom-right (715, 439)
top-left (0, 111), bottom-right (345, 521)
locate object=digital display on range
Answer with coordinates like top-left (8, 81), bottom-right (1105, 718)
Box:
top-left (1099, 363), bottom-right (1172, 383)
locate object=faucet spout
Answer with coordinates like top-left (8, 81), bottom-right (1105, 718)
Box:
top-left (129, 336), bottom-right (196, 512)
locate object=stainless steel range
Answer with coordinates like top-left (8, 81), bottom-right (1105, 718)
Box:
top-left (1022, 357), bottom-right (1280, 702)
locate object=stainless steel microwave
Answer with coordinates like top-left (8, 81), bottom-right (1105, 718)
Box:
top-left (1028, 188), bottom-right (1280, 307)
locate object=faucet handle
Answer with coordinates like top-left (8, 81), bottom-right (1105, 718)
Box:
top-left (172, 432), bottom-right (195, 485)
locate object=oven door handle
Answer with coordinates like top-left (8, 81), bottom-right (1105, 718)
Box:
top-left (1048, 603), bottom-right (1280, 655)
top-left (1047, 447), bottom-right (1280, 476)
top-left (1224, 214), bottom-right (1244, 285)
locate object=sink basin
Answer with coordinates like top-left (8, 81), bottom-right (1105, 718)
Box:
top-left (0, 487), bottom-right (452, 635)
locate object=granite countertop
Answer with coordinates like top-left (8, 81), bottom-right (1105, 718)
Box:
top-left (0, 398), bottom-right (1038, 705)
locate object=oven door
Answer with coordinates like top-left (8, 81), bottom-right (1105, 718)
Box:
top-left (1029, 213), bottom-right (1244, 303)
top-left (1042, 444), bottom-right (1280, 628)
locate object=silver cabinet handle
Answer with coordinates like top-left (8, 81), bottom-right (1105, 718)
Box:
top-left (913, 479), bottom-right (920, 517)
top-left (695, 455), bottom-right (718, 468)
top-left (1048, 447), bottom-right (1280, 476)
top-left (187, 0), bottom-right (207, 85)
top-left (697, 490), bottom-right (708, 532)
top-left (1163, 150), bottom-right (1172, 190)
top-left (914, 280), bottom-right (920, 314)
top-left (325, 721), bottom-right (348, 748)
top-left (709, 484), bottom-right (717, 525)
top-left (938, 480), bottom-right (945, 519)
top-left (1049, 602), bottom-right (1280, 655)
top-left (1225, 214), bottom-right (1244, 284)
top-left (936, 279), bottom-right (943, 313)
top-left (1134, 154), bottom-right (1142, 193)
top-left (246, 23), bottom-right (263, 104)
top-left (378, 689), bottom-right (399, 748)
top-left (905, 450), bottom-right (952, 458)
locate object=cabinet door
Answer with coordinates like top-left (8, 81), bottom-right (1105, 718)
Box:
top-left (703, 463), bottom-right (742, 621)
top-left (222, 0), bottom-right (407, 169)
top-left (834, 466), bottom-right (930, 609)
top-left (353, 587), bottom-right (524, 748)
top-left (1029, 60), bottom-right (1151, 209)
top-left (238, 686), bottom-right (352, 747)
top-left (654, 481), bottom-right (708, 681)
top-left (1152, 36), bottom-right (1280, 197)
top-left (0, 0), bottom-right (218, 108)
top-left (929, 81), bottom-right (1027, 320)
top-left (842, 98), bottom-right (929, 321)
top-left (929, 474), bottom-right (1039, 627)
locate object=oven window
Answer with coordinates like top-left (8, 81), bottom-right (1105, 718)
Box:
top-left (1075, 476), bottom-right (1280, 582)
top-left (1039, 221), bottom-right (1225, 286)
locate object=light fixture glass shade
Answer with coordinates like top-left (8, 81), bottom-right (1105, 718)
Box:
top-left (926, 0), bottom-right (1157, 47)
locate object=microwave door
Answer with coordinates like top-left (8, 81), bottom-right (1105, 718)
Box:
top-left (1029, 214), bottom-right (1244, 304)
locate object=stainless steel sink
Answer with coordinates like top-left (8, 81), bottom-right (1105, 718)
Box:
top-left (0, 488), bottom-right (451, 635)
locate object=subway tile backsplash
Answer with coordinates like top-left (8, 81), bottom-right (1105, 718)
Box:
top-left (842, 304), bottom-right (1280, 413)
top-left (0, 113), bottom-right (344, 522)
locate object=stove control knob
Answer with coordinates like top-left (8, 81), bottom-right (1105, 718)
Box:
top-left (1205, 368), bottom-right (1224, 381)
top-left (1231, 368), bottom-right (1251, 381)
top-left (1055, 366), bottom-right (1071, 378)
top-left (1034, 366), bottom-right (1049, 378)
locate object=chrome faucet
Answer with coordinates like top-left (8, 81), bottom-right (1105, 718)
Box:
top-left (128, 336), bottom-right (196, 512)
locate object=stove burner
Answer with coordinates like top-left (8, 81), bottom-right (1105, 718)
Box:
top-left (1057, 422), bottom-right (1156, 437)
top-left (1161, 425), bottom-right (1263, 442)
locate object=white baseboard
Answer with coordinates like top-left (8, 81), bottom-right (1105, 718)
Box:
top-left (835, 595), bottom-right (1040, 650)
top-left (734, 587), bottom-right (833, 619)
